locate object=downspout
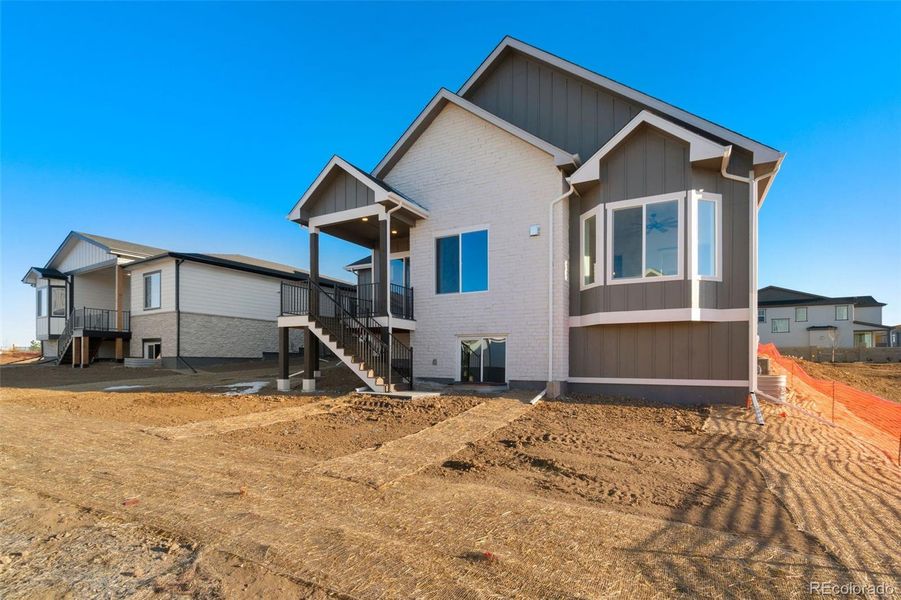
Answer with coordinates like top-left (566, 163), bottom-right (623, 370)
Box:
top-left (174, 258), bottom-right (196, 373)
top-left (547, 179), bottom-right (577, 385)
top-left (719, 146), bottom-right (783, 398)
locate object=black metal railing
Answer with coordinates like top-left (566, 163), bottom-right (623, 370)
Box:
top-left (281, 281), bottom-right (310, 315)
top-left (71, 307), bottom-right (131, 332)
top-left (56, 307), bottom-right (131, 362)
top-left (57, 308), bottom-right (76, 361)
top-left (282, 280), bottom-right (412, 388)
top-left (282, 281), bottom-right (414, 321)
top-left (390, 283), bottom-right (414, 321)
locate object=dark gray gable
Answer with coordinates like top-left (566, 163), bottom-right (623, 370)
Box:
top-left (464, 49), bottom-right (645, 164)
top-left (301, 167), bottom-right (376, 221)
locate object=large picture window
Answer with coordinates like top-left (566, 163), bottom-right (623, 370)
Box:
top-left (143, 271), bottom-right (161, 310)
top-left (580, 207), bottom-right (602, 289)
top-left (51, 287), bottom-right (67, 317)
top-left (435, 229), bottom-right (488, 294)
top-left (607, 192), bottom-right (684, 284)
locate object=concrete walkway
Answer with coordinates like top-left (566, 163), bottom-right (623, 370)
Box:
top-left (313, 397), bottom-right (532, 488)
top-left (144, 398), bottom-right (344, 440)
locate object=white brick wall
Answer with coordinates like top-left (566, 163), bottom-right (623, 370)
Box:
top-left (384, 103), bottom-right (564, 383)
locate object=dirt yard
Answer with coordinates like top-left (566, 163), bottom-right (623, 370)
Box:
top-left (795, 359), bottom-right (901, 402)
top-left (1, 361), bottom-right (898, 598)
top-left (0, 351), bottom-right (40, 366)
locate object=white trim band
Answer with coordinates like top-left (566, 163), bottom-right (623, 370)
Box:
top-left (568, 377), bottom-right (750, 388)
top-left (570, 307), bottom-right (750, 327)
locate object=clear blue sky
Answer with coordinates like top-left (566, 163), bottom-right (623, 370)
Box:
top-left (2, 2), bottom-right (900, 346)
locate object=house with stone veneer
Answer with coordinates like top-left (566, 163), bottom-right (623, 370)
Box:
top-left (275, 37), bottom-right (785, 403)
top-left (23, 231), bottom-right (351, 368)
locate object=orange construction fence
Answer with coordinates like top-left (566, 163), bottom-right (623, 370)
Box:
top-left (759, 343), bottom-right (901, 463)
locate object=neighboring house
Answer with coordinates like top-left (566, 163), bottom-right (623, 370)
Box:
top-left (757, 286), bottom-right (892, 349)
top-left (23, 231), bottom-right (351, 368)
top-left (276, 36), bottom-right (784, 403)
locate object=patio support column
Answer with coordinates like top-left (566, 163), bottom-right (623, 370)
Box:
top-left (377, 218), bottom-right (389, 318)
top-left (309, 227), bottom-right (320, 378)
top-left (80, 335), bottom-right (89, 368)
top-left (277, 326), bottom-right (290, 392)
top-left (303, 327), bottom-right (316, 392)
top-left (72, 337), bottom-right (81, 368)
top-left (114, 264), bottom-right (125, 361)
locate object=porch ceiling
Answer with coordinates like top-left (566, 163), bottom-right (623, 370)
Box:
top-left (319, 213), bottom-right (413, 249)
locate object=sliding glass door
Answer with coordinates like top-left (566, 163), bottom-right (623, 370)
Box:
top-left (459, 337), bottom-right (506, 383)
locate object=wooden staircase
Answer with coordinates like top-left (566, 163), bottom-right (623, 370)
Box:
top-left (304, 281), bottom-right (412, 393)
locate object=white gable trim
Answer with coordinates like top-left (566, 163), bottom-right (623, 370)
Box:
top-left (373, 88), bottom-right (577, 178)
top-left (288, 156), bottom-right (392, 222)
top-left (459, 37), bottom-right (782, 165)
top-left (570, 111), bottom-right (727, 186)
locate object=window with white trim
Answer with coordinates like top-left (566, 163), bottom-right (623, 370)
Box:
top-left (580, 206), bottom-right (602, 289)
top-left (695, 192), bottom-right (722, 279)
top-left (758, 308), bottom-right (766, 323)
top-left (436, 229), bottom-right (488, 294)
top-left (795, 306), bottom-right (808, 322)
top-left (771, 318), bottom-right (790, 333)
top-left (143, 271), bottom-right (161, 310)
top-left (36, 287), bottom-right (48, 317)
top-left (835, 305), bottom-right (849, 321)
top-left (607, 192), bottom-right (684, 283)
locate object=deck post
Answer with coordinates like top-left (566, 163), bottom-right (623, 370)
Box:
top-left (114, 264), bottom-right (125, 361)
top-left (377, 218), bottom-right (389, 317)
top-left (80, 335), bottom-right (89, 368)
top-left (277, 326), bottom-right (290, 391)
top-left (303, 327), bottom-right (316, 392)
top-left (72, 337), bottom-right (81, 368)
top-left (309, 228), bottom-right (321, 378)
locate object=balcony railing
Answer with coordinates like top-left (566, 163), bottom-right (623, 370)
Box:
top-left (72, 307), bottom-right (131, 332)
top-left (281, 281), bottom-right (414, 321)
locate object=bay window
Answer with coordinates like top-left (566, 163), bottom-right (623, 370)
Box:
top-left (436, 229), bottom-right (488, 294)
top-left (606, 192), bottom-right (684, 283)
top-left (36, 287), bottom-right (48, 317)
top-left (580, 207), bottom-right (602, 289)
top-left (694, 192), bottom-right (722, 280)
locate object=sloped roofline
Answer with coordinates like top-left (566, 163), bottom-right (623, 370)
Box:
top-left (288, 155), bottom-right (429, 223)
top-left (459, 36), bottom-right (783, 165)
top-left (570, 110), bottom-right (728, 185)
top-left (42, 231), bottom-right (165, 274)
top-left (372, 88), bottom-right (579, 179)
top-left (123, 252), bottom-right (355, 288)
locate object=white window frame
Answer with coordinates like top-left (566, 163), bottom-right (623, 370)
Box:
top-left (36, 287), bottom-right (48, 317)
top-left (692, 191), bottom-right (723, 282)
top-left (758, 308), bottom-right (766, 323)
top-left (434, 225), bottom-right (490, 295)
top-left (835, 305), bottom-right (849, 321)
top-left (771, 318), bottom-right (790, 334)
top-left (795, 306), bottom-right (808, 322)
top-left (579, 205), bottom-right (603, 290)
top-left (605, 191), bottom-right (685, 285)
top-left (143, 271), bottom-right (161, 310)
